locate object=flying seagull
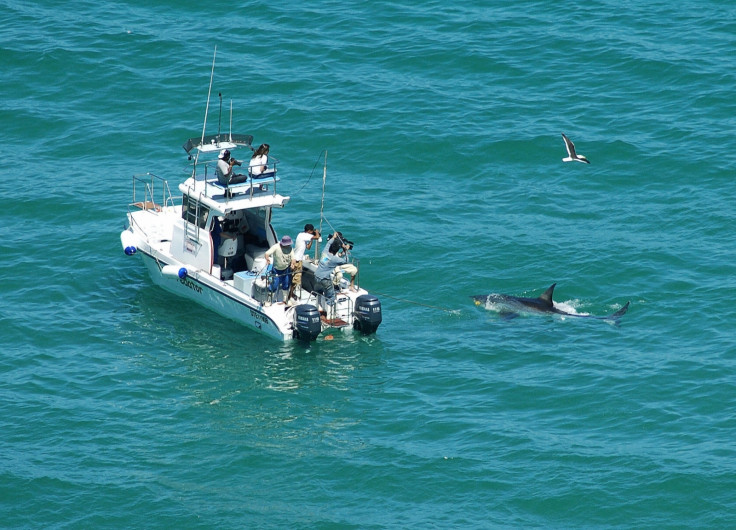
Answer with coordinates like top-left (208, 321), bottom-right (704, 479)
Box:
top-left (561, 133), bottom-right (590, 164)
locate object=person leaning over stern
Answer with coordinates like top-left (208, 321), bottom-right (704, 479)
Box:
top-left (314, 237), bottom-right (350, 312)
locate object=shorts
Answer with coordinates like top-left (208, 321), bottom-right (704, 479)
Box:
top-left (292, 260), bottom-right (303, 286)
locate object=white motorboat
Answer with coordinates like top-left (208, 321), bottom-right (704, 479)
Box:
top-left (120, 81), bottom-right (381, 342)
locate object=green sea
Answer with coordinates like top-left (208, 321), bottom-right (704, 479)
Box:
top-left (1, 0), bottom-right (735, 527)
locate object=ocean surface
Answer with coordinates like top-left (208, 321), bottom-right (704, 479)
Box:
top-left (2, 0), bottom-right (735, 527)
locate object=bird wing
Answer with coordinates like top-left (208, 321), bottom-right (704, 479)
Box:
top-left (561, 133), bottom-right (577, 157)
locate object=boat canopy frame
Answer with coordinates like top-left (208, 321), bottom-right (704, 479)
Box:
top-left (182, 133), bottom-right (254, 155)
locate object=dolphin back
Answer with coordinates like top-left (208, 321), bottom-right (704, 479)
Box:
top-left (473, 285), bottom-right (630, 322)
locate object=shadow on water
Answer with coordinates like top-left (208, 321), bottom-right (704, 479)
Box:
top-left (122, 282), bottom-right (387, 391)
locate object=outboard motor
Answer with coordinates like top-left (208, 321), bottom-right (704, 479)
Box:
top-left (353, 294), bottom-right (382, 334)
top-left (293, 304), bottom-right (321, 342)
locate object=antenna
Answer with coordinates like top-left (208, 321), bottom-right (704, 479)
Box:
top-left (217, 92), bottom-right (222, 141)
top-left (199, 46), bottom-right (217, 147)
top-left (193, 46), bottom-right (217, 176)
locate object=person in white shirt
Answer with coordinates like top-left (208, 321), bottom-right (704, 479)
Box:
top-left (288, 223), bottom-right (320, 302)
top-left (249, 143), bottom-right (270, 176)
top-left (216, 149), bottom-right (246, 187)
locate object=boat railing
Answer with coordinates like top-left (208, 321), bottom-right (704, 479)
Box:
top-left (350, 257), bottom-right (360, 291)
top-left (329, 290), bottom-right (354, 326)
top-left (297, 267), bottom-right (357, 326)
top-left (129, 172), bottom-right (175, 212)
top-left (194, 159), bottom-right (281, 200)
top-left (126, 173), bottom-right (177, 243)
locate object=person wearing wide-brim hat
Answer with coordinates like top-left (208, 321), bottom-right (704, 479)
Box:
top-left (264, 235), bottom-right (295, 303)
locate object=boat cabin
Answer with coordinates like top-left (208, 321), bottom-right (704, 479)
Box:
top-left (172, 133), bottom-right (290, 282)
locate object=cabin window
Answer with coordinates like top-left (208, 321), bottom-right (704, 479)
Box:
top-left (181, 194), bottom-right (210, 229)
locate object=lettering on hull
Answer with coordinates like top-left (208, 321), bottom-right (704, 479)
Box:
top-left (147, 256), bottom-right (283, 339)
top-left (250, 308), bottom-right (269, 324)
top-left (178, 277), bottom-right (203, 294)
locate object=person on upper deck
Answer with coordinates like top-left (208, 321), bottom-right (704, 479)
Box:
top-left (216, 149), bottom-right (247, 186)
top-left (249, 143), bottom-right (270, 177)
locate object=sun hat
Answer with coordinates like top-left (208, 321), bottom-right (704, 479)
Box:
top-left (218, 149), bottom-right (230, 159)
top-left (280, 235), bottom-right (293, 246)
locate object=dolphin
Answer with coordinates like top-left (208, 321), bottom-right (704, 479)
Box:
top-left (472, 283), bottom-right (629, 321)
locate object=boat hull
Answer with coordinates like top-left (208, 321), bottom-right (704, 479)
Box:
top-left (139, 251), bottom-right (289, 341)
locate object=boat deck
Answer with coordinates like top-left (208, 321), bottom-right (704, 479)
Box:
top-left (203, 171), bottom-right (279, 199)
top-left (179, 172), bottom-right (289, 213)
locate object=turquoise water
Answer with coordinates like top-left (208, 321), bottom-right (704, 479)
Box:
top-left (2, 0), bottom-right (736, 527)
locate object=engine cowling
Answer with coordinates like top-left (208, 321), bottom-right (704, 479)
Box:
top-left (294, 304), bottom-right (321, 341)
top-left (353, 294), bottom-right (382, 334)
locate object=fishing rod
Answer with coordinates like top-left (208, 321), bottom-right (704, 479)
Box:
top-left (319, 150), bottom-right (327, 243)
top-left (304, 151), bottom-right (456, 314)
top-left (312, 149), bottom-right (327, 259)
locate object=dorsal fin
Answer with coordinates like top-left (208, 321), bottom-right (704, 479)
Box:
top-left (609, 301), bottom-right (630, 319)
top-left (539, 283), bottom-right (556, 307)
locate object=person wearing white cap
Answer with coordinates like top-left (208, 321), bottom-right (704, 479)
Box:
top-left (216, 149), bottom-right (247, 192)
top-left (264, 235), bottom-right (295, 302)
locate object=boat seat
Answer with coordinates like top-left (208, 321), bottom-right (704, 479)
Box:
top-left (249, 168), bottom-right (277, 179)
top-left (244, 244), bottom-right (269, 272)
top-left (207, 174), bottom-right (279, 198)
top-left (209, 172), bottom-right (278, 189)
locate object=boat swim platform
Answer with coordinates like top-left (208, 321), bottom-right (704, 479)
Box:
top-left (321, 316), bottom-right (350, 328)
